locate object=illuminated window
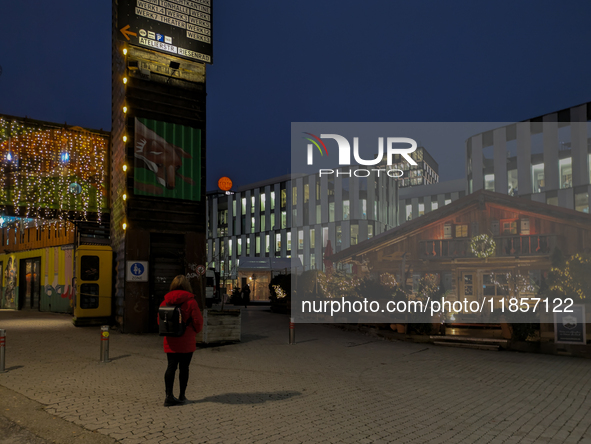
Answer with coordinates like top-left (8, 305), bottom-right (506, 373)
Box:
top-left (532, 164), bottom-right (544, 193)
top-left (276, 233), bottom-right (281, 252)
top-left (418, 203), bottom-right (424, 217)
top-left (484, 174), bottom-right (495, 191)
top-left (575, 192), bottom-right (589, 213)
top-left (260, 193), bottom-right (266, 211)
top-left (432, 202), bottom-right (438, 211)
top-left (298, 230), bottom-right (304, 250)
top-left (508, 169), bottom-right (518, 196)
top-left (559, 158), bottom-right (572, 189)
top-left (270, 191), bottom-right (275, 210)
top-left (343, 201), bottom-right (350, 220)
top-left (287, 232), bottom-right (292, 251)
top-left (455, 224), bottom-right (468, 238)
top-left (406, 204), bottom-right (412, 220)
top-left (501, 219), bottom-right (517, 235)
top-left (310, 229), bottom-right (315, 249)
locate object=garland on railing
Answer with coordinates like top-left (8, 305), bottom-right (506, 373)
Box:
top-left (470, 234), bottom-right (496, 258)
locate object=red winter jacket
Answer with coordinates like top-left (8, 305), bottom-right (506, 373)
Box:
top-left (159, 290), bottom-right (203, 353)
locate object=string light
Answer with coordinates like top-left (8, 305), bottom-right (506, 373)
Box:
top-left (122, 164), bottom-right (128, 172)
top-left (0, 116), bottom-right (108, 222)
top-left (123, 48), bottom-right (127, 55)
top-left (123, 135), bottom-right (127, 142)
top-left (123, 77), bottom-right (128, 84)
top-left (123, 106), bottom-right (128, 114)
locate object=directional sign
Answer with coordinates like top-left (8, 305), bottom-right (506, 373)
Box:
top-left (126, 261), bottom-right (149, 282)
top-left (117, 0), bottom-right (213, 64)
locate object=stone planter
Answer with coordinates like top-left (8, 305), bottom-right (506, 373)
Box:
top-left (196, 309), bottom-right (241, 344)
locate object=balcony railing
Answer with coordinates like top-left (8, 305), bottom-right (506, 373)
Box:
top-left (419, 235), bottom-right (557, 259)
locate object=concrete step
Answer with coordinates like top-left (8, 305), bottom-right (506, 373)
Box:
top-left (431, 335), bottom-right (508, 345)
top-left (432, 341), bottom-right (500, 351)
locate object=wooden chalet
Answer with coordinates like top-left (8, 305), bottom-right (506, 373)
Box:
top-left (330, 190), bottom-right (591, 341)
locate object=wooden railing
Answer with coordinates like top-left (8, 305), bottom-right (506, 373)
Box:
top-left (419, 235), bottom-right (557, 259)
top-left (0, 222), bottom-right (75, 253)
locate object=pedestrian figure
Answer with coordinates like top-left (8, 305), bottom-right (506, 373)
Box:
top-left (159, 275), bottom-right (203, 406)
top-left (243, 284), bottom-right (251, 308)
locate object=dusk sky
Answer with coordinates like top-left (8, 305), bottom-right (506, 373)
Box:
top-left (1, 1), bottom-right (590, 190)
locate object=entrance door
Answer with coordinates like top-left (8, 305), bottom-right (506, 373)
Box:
top-left (149, 233), bottom-right (185, 333)
top-left (19, 257), bottom-right (41, 310)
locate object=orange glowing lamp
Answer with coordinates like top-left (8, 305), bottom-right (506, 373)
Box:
top-left (218, 176), bottom-right (233, 192)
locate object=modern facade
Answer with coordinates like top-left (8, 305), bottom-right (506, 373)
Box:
top-left (379, 146), bottom-right (439, 188)
top-left (399, 178), bottom-right (466, 223)
top-left (206, 169), bottom-right (399, 299)
top-left (467, 102), bottom-right (591, 213)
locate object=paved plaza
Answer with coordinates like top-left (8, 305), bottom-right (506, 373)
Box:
top-left (0, 307), bottom-right (590, 444)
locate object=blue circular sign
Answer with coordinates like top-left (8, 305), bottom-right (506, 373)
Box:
top-left (130, 263), bottom-right (145, 276)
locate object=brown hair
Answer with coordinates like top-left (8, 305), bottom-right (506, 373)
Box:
top-left (169, 275), bottom-right (193, 293)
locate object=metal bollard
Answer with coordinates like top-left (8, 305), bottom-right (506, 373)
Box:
top-left (289, 317), bottom-right (296, 345)
top-left (0, 329), bottom-right (6, 373)
top-left (100, 325), bottom-right (110, 363)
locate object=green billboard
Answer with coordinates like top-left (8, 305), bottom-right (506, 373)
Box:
top-left (134, 118), bottom-right (202, 201)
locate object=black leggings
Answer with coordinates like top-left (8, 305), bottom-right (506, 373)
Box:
top-left (165, 352), bottom-right (193, 397)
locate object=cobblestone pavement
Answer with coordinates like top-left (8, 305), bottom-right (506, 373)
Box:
top-left (0, 307), bottom-right (590, 444)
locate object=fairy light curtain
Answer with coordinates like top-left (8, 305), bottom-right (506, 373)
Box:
top-left (0, 116), bottom-right (109, 222)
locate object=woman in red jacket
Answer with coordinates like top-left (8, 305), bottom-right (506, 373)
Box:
top-left (159, 275), bottom-right (204, 406)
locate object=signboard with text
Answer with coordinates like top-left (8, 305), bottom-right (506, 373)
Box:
top-left (554, 305), bottom-right (586, 345)
top-left (117, 0), bottom-right (213, 64)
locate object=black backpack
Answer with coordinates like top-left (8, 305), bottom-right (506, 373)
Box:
top-left (158, 303), bottom-right (187, 337)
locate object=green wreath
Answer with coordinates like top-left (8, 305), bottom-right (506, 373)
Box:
top-left (470, 234), bottom-right (496, 258)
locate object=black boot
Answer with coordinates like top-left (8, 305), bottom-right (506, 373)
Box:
top-left (164, 394), bottom-right (181, 406)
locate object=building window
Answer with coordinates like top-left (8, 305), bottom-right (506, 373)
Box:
top-left (228, 239), bottom-right (233, 256)
top-left (575, 191), bottom-right (589, 213)
top-left (292, 186), bottom-right (297, 206)
top-left (233, 199), bottom-right (236, 216)
top-left (287, 232), bottom-right (292, 251)
top-left (237, 238), bottom-right (242, 256)
top-left (455, 224), bottom-right (468, 238)
top-left (508, 169), bottom-right (518, 196)
top-left (310, 253), bottom-right (316, 270)
top-left (336, 225), bottom-right (342, 250)
top-left (343, 200), bottom-right (350, 220)
top-left (546, 196), bottom-right (558, 206)
top-left (270, 191), bottom-right (275, 210)
top-left (329, 202), bottom-right (335, 222)
top-left (418, 203), bottom-right (424, 217)
top-left (445, 199), bottom-right (451, 205)
top-left (432, 201), bottom-right (438, 211)
top-left (368, 224), bottom-right (373, 239)
top-left (241, 198), bottom-right (246, 215)
top-left (559, 158), bottom-right (572, 189)
top-left (298, 230), bottom-right (304, 250)
top-left (281, 211), bottom-right (287, 228)
top-left (265, 234), bottom-right (270, 253)
top-left (281, 188), bottom-right (287, 209)
top-left (246, 238), bottom-right (250, 255)
top-left (484, 174), bottom-right (495, 191)
top-left (304, 184), bottom-right (309, 204)
top-left (255, 235), bottom-right (260, 255)
top-left (406, 204), bottom-right (412, 221)
top-left (260, 193), bottom-right (266, 211)
top-left (276, 233), bottom-right (281, 252)
top-left (351, 224), bottom-right (359, 246)
top-left (501, 219), bottom-right (517, 235)
top-left (316, 205), bottom-right (321, 224)
top-left (361, 199), bottom-right (367, 219)
top-left (261, 217), bottom-right (265, 232)
top-left (532, 164), bottom-right (544, 193)
top-left (251, 217), bottom-right (255, 233)
top-left (310, 229), bottom-right (315, 249)
top-left (271, 213), bottom-right (275, 230)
